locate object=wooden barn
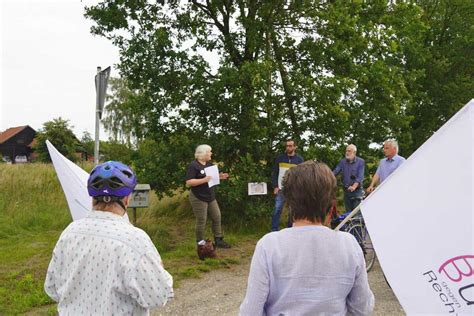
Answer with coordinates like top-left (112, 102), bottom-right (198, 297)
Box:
top-left (0, 125), bottom-right (37, 163)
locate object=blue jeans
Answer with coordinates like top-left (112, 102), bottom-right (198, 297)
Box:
top-left (271, 191), bottom-right (291, 231)
top-left (343, 188), bottom-right (364, 212)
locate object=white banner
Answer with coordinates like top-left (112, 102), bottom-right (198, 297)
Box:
top-left (46, 140), bottom-right (129, 222)
top-left (361, 99), bottom-right (474, 314)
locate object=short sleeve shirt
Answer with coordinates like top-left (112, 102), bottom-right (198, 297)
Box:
top-left (375, 154), bottom-right (406, 183)
top-left (185, 160), bottom-right (215, 202)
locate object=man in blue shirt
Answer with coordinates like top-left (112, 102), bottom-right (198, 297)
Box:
top-left (367, 139), bottom-right (406, 193)
top-left (333, 144), bottom-right (365, 212)
top-left (271, 139), bottom-right (304, 231)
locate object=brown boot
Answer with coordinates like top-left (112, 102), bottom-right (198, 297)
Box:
top-left (197, 239), bottom-right (217, 260)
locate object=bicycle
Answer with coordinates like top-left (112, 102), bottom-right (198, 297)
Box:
top-left (330, 198), bottom-right (376, 272)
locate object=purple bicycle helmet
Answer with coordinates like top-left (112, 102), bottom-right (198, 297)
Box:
top-left (87, 161), bottom-right (137, 198)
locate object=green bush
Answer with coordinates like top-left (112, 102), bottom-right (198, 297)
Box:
top-left (217, 153), bottom-right (273, 221)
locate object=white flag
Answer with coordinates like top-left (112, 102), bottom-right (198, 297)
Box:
top-left (47, 140), bottom-right (91, 221)
top-left (46, 140), bottom-right (129, 222)
top-left (361, 99), bottom-right (474, 314)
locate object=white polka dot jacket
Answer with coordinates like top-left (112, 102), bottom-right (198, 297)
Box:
top-left (45, 210), bottom-right (174, 315)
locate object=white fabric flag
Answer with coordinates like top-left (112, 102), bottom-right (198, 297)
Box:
top-left (47, 140), bottom-right (129, 222)
top-left (47, 140), bottom-right (91, 221)
top-left (361, 99), bottom-right (474, 315)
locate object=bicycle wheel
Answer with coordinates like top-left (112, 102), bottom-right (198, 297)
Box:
top-left (347, 221), bottom-right (376, 272)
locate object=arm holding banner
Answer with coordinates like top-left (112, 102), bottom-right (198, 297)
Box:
top-left (346, 239), bottom-right (375, 315)
top-left (366, 173), bottom-right (379, 193)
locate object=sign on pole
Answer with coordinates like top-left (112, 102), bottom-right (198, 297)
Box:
top-left (94, 66), bottom-right (111, 165)
top-left (95, 66), bottom-right (111, 119)
top-left (361, 99), bottom-right (474, 315)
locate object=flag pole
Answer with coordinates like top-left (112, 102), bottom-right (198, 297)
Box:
top-left (334, 203), bottom-right (362, 231)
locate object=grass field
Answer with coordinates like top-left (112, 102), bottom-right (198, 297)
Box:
top-left (0, 163), bottom-right (271, 315)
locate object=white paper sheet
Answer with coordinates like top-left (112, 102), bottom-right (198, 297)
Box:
top-left (248, 182), bottom-right (267, 195)
top-left (204, 164), bottom-right (220, 188)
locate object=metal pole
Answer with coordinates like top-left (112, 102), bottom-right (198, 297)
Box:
top-left (94, 66), bottom-right (101, 165)
top-left (334, 203), bottom-right (362, 231)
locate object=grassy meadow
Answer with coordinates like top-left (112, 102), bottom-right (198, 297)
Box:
top-left (0, 163), bottom-right (271, 315)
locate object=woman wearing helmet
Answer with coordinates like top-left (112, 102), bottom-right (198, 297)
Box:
top-left (87, 160), bottom-right (137, 213)
top-left (45, 161), bottom-right (174, 315)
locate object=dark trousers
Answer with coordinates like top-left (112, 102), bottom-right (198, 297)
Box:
top-left (343, 188), bottom-right (364, 212)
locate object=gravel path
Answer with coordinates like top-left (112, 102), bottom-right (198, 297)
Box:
top-left (152, 257), bottom-right (404, 316)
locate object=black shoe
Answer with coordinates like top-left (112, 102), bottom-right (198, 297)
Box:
top-left (215, 237), bottom-right (231, 248)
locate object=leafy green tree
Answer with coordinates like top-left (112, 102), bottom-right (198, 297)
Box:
top-left (80, 131), bottom-right (95, 161)
top-left (404, 0), bottom-right (474, 152)
top-left (100, 140), bottom-right (135, 165)
top-left (84, 1), bottom-right (471, 215)
top-left (33, 118), bottom-right (79, 162)
top-left (102, 77), bottom-right (145, 146)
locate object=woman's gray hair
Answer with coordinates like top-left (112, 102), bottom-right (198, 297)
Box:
top-left (195, 144), bottom-right (212, 160)
top-left (384, 139), bottom-right (399, 153)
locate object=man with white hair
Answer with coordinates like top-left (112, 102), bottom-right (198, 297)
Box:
top-left (366, 139), bottom-right (406, 193)
top-left (333, 144), bottom-right (365, 212)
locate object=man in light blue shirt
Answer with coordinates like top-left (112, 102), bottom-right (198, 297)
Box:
top-left (367, 139), bottom-right (406, 193)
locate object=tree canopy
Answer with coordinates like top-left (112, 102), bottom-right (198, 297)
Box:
top-left (33, 118), bottom-right (79, 163)
top-left (85, 0), bottom-right (473, 215)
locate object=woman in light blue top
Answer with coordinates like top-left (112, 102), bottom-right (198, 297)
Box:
top-left (240, 161), bottom-right (374, 316)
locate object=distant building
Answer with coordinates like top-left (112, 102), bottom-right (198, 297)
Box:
top-left (0, 125), bottom-right (37, 163)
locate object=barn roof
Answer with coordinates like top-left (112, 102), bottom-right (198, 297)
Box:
top-left (0, 126), bottom-right (35, 144)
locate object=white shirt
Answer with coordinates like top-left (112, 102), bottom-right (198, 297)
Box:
top-left (239, 225), bottom-right (374, 316)
top-left (45, 210), bottom-right (174, 315)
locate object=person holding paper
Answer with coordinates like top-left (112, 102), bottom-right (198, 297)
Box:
top-left (333, 144), bottom-right (365, 212)
top-left (45, 161), bottom-right (174, 315)
top-left (185, 144), bottom-right (231, 250)
top-left (240, 161), bottom-right (374, 315)
top-left (271, 139), bottom-right (304, 231)
top-left (366, 139), bottom-right (406, 193)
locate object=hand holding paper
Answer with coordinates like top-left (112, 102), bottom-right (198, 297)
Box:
top-left (204, 165), bottom-right (220, 187)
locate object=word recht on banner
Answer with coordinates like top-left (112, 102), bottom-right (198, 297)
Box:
top-left (423, 255), bottom-right (474, 313)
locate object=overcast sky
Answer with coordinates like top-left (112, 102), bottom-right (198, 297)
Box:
top-left (1, 0), bottom-right (119, 140)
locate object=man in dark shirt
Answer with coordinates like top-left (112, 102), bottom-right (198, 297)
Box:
top-left (271, 139), bottom-right (304, 231)
top-left (333, 144), bottom-right (365, 212)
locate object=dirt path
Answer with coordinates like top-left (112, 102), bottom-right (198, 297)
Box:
top-left (152, 258), bottom-right (404, 316)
